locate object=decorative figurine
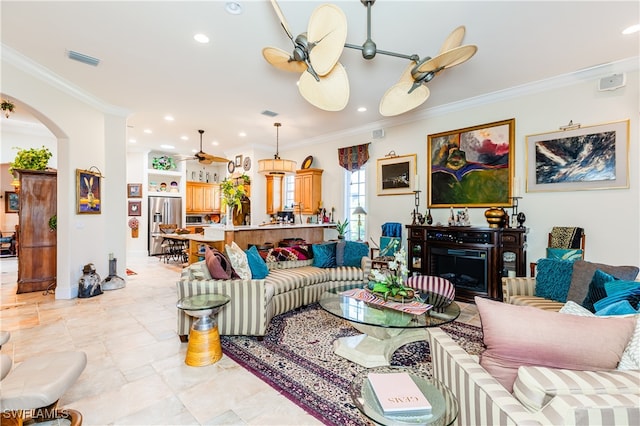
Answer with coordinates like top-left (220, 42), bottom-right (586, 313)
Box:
top-left (426, 209), bottom-right (433, 225)
top-left (78, 263), bottom-right (103, 298)
top-left (517, 212), bottom-right (527, 228)
top-left (101, 255), bottom-right (125, 291)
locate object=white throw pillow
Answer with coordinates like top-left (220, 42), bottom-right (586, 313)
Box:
top-left (560, 301), bottom-right (640, 370)
top-left (225, 241), bottom-right (251, 280)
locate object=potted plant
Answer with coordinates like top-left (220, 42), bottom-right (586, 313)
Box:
top-left (367, 246), bottom-right (418, 301)
top-left (335, 219), bottom-right (349, 239)
top-left (8, 146), bottom-right (53, 176)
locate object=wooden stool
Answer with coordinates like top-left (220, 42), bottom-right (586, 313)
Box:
top-left (177, 294), bottom-right (231, 367)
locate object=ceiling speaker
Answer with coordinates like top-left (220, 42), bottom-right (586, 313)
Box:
top-left (598, 73), bottom-right (625, 91)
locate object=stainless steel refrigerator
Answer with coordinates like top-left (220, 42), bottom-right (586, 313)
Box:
top-left (148, 196), bottom-right (182, 256)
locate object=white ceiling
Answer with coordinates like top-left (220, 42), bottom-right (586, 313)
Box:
top-left (1, 1), bottom-right (638, 159)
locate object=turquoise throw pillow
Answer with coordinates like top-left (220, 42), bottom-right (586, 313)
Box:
top-left (343, 241), bottom-right (369, 267)
top-left (245, 245), bottom-right (269, 279)
top-left (546, 248), bottom-right (583, 261)
top-left (582, 269), bottom-right (616, 312)
top-left (312, 243), bottom-right (337, 268)
top-left (534, 258), bottom-right (574, 302)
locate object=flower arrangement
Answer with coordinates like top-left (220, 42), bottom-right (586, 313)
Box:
top-left (9, 146), bottom-right (52, 175)
top-left (151, 155), bottom-right (176, 171)
top-left (368, 241), bottom-right (416, 300)
top-left (127, 218), bottom-right (139, 229)
top-left (220, 178), bottom-right (247, 213)
top-left (2, 99), bottom-right (15, 118)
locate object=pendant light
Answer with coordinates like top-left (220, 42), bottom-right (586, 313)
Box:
top-left (258, 122), bottom-right (296, 175)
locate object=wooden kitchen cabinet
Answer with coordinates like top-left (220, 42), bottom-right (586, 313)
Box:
top-left (266, 175), bottom-right (283, 215)
top-left (294, 168), bottom-right (323, 215)
top-left (16, 169), bottom-right (57, 293)
top-left (186, 182), bottom-right (220, 214)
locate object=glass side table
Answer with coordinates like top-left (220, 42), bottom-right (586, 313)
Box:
top-left (350, 366), bottom-right (458, 426)
top-left (177, 293), bottom-right (231, 366)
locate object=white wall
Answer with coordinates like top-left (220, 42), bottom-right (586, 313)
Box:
top-left (280, 70), bottom-right (640, 269)
top-left (2, 56), bottom-right (129, 298)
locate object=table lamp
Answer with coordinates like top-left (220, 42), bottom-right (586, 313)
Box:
top-left (353, 206), bottom-right (367, 241)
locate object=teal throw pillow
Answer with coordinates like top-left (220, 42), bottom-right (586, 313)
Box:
top-left (343, 241), bottom-right (369, 267)
top-left (546, 248), bottom-right (583, 261)
top-left (582, 269), bottom-right (616, 312)
top-left (596, 300), bottom-right (638, 316)
top-left (245, 245), bottom-right (269, 279)
top-left (594, 280), bottom-right (640, 315)
top-left (312, 242), bottom-right (337, 268)
top-left (534, 258), bottom-right (574, 302)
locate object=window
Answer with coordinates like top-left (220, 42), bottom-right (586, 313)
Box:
top-left (346, 169), bottom-right (366, 241)
top-left (284, 175), bottom-right (295, 209)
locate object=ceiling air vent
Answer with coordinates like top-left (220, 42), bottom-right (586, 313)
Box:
top-left (261, 110), bottom-right (278, 117)
top-left (66, 50), bottom-right (100, 66)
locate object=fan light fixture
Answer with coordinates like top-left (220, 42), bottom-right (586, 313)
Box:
top-left (263, 0), bottom-right (477, 116)
top-left (258, 122), bottom-right (296, 175)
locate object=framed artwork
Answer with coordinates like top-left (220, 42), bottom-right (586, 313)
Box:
top-left (235, 154), bottom-right (243, 167)
top-left (4, 191), bottom-right (18, 213)
top-left (127, 183), bottom-right (142, 198)
top-left (76, 169), bottom-right (102, 214)
top-left (526, 119), bottom-right (629, 192)
top-left (428, 118), bottom-right (515, 207)
top-left (128, 200), bottom-right (142, 216)
top-left (376, 154), bottom-right (417, 195)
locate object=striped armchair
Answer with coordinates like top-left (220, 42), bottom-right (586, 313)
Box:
top-left (429, 328), bottom-right (640, 425)
top-left (501, 276), bottom-right (565, 311)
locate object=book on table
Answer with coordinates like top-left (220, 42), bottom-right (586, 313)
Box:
top-left (367, 372), bottom-right (432, 416)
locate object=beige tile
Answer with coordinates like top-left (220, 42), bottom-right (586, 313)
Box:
top-left (0, 256), bottom-right (480, 425)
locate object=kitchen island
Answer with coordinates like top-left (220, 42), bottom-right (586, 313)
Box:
top-left (167, 223), bottom-right (336, 265)
top-left (224, 223), bottom-right (335, 250)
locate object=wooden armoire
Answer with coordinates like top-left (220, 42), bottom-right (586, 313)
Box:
top-left (16, 169), bottom-right (57, 293)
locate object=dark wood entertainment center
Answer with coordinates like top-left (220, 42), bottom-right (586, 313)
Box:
top-left (406, 225), bottom-right (527, 303)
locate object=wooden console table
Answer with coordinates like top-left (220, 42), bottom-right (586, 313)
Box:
top-left (406, 225), bottom-right (526, 302)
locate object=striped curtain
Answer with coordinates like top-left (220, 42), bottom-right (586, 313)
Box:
top-left (337, 143), bottom-right (370, 171)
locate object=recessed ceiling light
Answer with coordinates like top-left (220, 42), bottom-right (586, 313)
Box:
top-left (239, 132), bottom-right (247, 137)
top-left (212, 141), bottom-right (219, 146)
top-left (191, 149), bottom-right (198, 153)
top-left (194, 33), bottom-right (210, 43)
top-left (129, 139), bottom-right (137, 144)
top-left (622, 24), bottom-right (640, 34)
top-left (225, 2), bottom-right (243, 15)
top-left (164, 115), bottom-right (174, 121)
top-left (357, 107), bottom-right (367, 112)
top-left (160, 144), bottom-right (175, 149)
top-left (143, 129), bottom-right (152, 134)
top-left (180, 136), bottom-right (188, 141)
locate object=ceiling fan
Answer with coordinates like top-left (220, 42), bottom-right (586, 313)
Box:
top-left (262, 0), bottom-right (349, 111)
top-left (263, 0), bottom-right (477, 117)
top-left (179, 130), bottom-right (228, 165)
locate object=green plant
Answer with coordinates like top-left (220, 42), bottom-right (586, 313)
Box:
top-left (48, 214), bottom-right (57, 231)
top-left (368, 247), bottom-right (417, 300)
top-left (335, 219), bottom-right (349, 237)
top-left (220, 178), bottom-right (247, 213)
top-left (8, 146), bottom-right (52, 175)
top-left (151, 155), bottom-right (176, 170)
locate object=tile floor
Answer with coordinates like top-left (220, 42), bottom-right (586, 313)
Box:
top-left (0, 256), bottom-right (480, 425)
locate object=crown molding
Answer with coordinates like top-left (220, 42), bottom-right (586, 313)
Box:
top-left (1, 43), bottom-right (130, 117)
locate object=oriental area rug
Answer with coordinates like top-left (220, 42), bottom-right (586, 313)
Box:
top-left (220, 303), bottom-right (484, 426)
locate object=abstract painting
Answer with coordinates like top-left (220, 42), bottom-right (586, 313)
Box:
top-left (428, 119), bottom-right (514, 207)
top-left (526, 120), bottom-right (629, 192)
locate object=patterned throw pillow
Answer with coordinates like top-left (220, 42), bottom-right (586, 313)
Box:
top-left (225, 241), bottom-right (251, 280)
top-left (582, 269), bottom-right (616, 312)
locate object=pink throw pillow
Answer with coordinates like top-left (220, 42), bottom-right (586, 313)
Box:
top-left (475, 296), bottom-right (636, 392)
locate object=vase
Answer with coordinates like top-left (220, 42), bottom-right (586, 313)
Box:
top-left (225, 206), bottom-right (234, 229)
top-left (484, 207), bottom-right (505, 228)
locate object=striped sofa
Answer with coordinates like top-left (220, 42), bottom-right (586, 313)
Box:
top-left (429, 328), bottom-right (640, 425)
top-left (176, 257), bottom-right (371, 339)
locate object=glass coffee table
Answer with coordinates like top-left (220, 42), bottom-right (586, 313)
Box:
top-left (350, 366), bottom-right (458, 426)
top-left (319, 285), bottom-right (460, 367)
